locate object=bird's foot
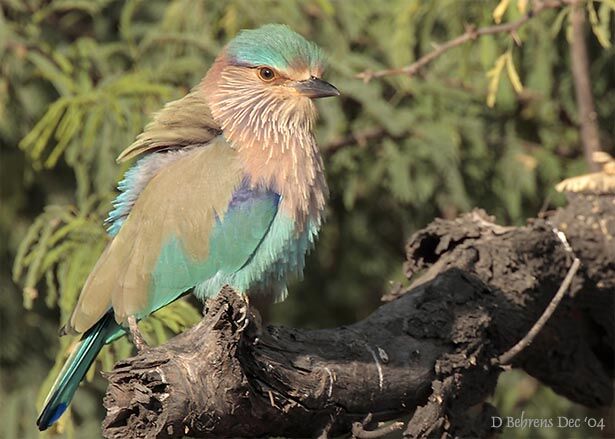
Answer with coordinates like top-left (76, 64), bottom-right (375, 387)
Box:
top-left (127, 315), bottom-right (148, 352)
top-left (235, 291), bottom-right (250, 332)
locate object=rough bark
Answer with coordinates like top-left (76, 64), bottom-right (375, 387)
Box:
top-left (102, 194), bottom-right (614, 438)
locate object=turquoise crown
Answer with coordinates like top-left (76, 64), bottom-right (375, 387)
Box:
top-left (226, 24), bottom-right (325, 72)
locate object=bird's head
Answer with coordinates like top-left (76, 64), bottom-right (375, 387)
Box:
top-left (202, 24), bottom-right (339, 147)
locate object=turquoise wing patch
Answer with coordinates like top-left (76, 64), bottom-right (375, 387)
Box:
top-left (148, 181), bottom-right (280, 311)
top-left (209, 184), bottom-right (280, 273)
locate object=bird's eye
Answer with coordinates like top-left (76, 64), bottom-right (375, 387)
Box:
top-left (258, 67), bottom-right (276, 81)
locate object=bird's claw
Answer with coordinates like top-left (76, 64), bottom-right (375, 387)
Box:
top-left (235, 291), bottom-right (250, 332)
top-left (127, 315), bottom-right (149, 352)
top-left (236, 304), bottom-right (250, 332)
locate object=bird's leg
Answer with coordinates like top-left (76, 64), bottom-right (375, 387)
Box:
top-left (127, 315), bottom-right (148, 351)
top-left (236, 291), bottom-right (250, 331)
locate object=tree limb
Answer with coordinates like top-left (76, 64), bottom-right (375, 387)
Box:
top-left (102, 193), bottom-right (614, 438)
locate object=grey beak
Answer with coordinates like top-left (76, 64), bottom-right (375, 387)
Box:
top-left (295, 77), bottom-right (340, 99)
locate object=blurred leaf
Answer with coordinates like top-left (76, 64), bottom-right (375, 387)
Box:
top-left (550, 6), bottom-right (570, 37)
top-left (486, 52), bottom-right (507, 107)
top-left (587, 0), bottom-right (612, 48)
top-left (506, 50), bottom-right (523, 93)
top-left (493, 0), bottom-right (511, 24)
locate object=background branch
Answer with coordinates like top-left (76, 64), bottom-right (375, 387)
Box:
top-left (569, 0), bottom-right (603, 171)
top-left (356, 0), bottom-right (570, 82)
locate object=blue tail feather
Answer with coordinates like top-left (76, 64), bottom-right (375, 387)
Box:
top-left (37, 312), bottom-right (121, 431)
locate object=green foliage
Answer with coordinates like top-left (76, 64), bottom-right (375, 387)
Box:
top-left (1, 0), bottom-right (613, 438)
top-left (492, 370), bottom-right (605, 439)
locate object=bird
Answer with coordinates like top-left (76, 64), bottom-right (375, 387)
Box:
top-left (36, 23), bottom-right (339, 431)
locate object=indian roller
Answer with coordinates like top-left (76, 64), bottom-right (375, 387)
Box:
top-left (37, 24), bottom-right (339, 430)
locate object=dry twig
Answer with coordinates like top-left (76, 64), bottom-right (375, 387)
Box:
top-left (352, 414), bottom-right (405, 439)
top-left (493, 257), bottom-right (581, 366)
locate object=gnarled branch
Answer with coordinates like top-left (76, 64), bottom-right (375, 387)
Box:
top-left (102, 193), bottom-right (614, 438)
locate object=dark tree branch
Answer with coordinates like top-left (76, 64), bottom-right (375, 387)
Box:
top-left (570, 0), bottom-right (603, 171)
top-left (102, 193), bottom-right (614, 438)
